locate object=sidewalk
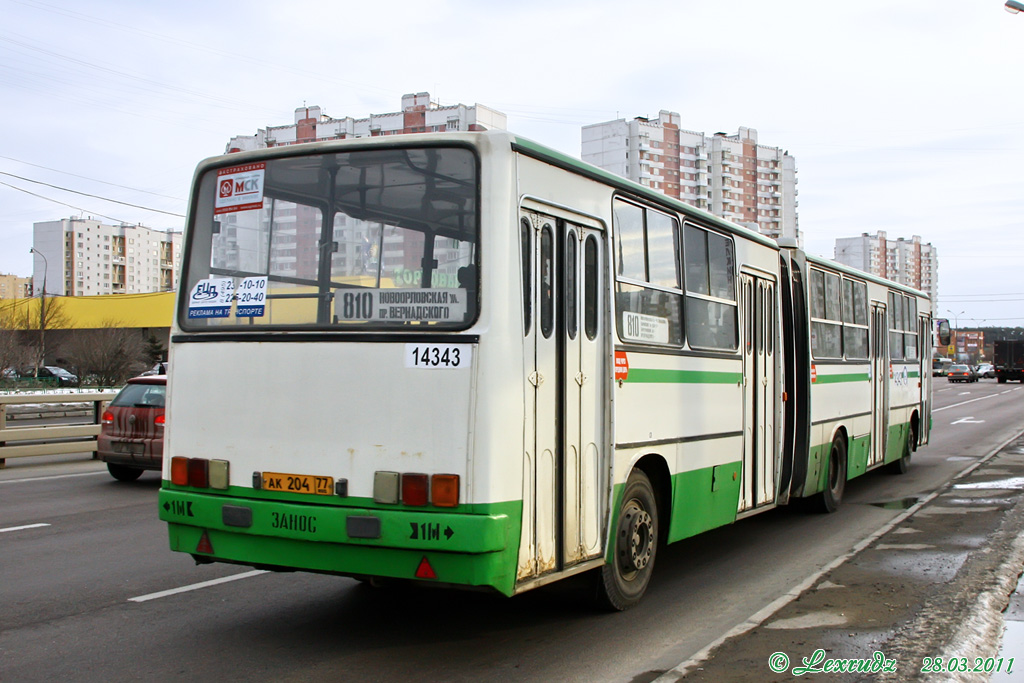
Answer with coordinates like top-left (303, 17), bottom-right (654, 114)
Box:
top-left (656, 431), bottom-right (1024, 682)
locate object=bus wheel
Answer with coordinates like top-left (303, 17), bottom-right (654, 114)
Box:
top-left (888, 424), bottom-right (914, 475)
top-left (597, 470), bottom-right (658, 611)
top-left (815, 438), bottom-right (846, 513)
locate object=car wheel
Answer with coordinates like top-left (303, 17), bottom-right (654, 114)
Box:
top-left (597, 470), bottom-right (658, 611)
top-left (107, 463), bottom-right (144, 482)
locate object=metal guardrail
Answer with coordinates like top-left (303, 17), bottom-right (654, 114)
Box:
top-left (0, 391), bottom-right (119, 467)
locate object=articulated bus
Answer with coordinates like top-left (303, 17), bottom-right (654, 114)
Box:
top-left (159, 130), bottom-right (941, 610)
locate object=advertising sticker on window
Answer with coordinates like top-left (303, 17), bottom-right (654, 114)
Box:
top-left (214, 163), bottom-right (265, 215)
top-left (234, 277), bottom-right (267, 317)
top-left (187, 278), bottom-right (235, 318)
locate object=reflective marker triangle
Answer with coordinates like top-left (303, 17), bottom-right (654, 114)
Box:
top-left (196, 530), bottom-right (214, 554)
top-left (415, 557), bottom-right (437, 579)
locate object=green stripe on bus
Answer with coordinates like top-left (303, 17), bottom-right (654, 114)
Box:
top-left (625, 369), bottom-right (743, 384)
top-left (814, 373), bottom-right (870, 384)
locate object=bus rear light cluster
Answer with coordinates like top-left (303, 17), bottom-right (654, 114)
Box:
top-left (374, 471), bottom-right (459, 507)
top-left (171, 456), bottom-right (229, 490)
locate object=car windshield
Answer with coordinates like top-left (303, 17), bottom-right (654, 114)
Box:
top-left (180, 146), bottom-right (479, 331)
top-left (111, 383), bottom-right (166, 408)
top-left (950, 365), bottom-right (968, 371)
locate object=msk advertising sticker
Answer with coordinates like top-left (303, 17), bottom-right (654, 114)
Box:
top-left (187, 278), bottom-right (234, 318)
top-left (215, 162), bottom-right (265, 215)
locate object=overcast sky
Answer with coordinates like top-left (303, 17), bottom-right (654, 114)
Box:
top-left (2, 0), bottom-right (1022, 327)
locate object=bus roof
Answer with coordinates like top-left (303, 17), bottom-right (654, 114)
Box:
top-left (193, 130), bottom-right (927, 304)
top-left (800, 251), bottom-right (930, 300)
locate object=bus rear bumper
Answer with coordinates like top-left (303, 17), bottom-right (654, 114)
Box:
top-left (159, 487), bottom-right (520, 596)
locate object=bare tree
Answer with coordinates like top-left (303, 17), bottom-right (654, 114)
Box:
top-left (62, 322), bottom-right (149, 387)
top-left (0, 301), bottom-right (35, 376)
top-left (2, 296), bottom-right (70, 373)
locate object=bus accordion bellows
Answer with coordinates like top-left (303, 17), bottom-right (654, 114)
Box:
top-left (159, 130), bottom-right (943, 610)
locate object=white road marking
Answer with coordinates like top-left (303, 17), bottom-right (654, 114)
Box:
top-left (129, 570), bottom-right (268, 603)
top-left (0, 523), bottom-right (51, 533)
top-left (0, 471), bottom-right (109, 485)
top-left (933, 393), bottom-right (1002, 413)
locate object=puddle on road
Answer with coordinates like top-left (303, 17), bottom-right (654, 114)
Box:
top-left (994, 621), bottom-right (1024, 680)
top-left (870, 497), bottom-right (921, 510)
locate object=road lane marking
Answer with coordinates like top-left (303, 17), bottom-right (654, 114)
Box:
top-left (0, 472), bottom-right (109, 485)
top-left (129, 570), bottom-right (268, 603)
top-left (933, 393), bottom-right (1003, 413)
top-left (0, 523), bottom-right (51, 533)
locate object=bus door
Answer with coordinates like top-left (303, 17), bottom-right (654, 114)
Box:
top-left (870, 303), bottom-right (889, 466)
top-left (740, 272), bottom-right (777, 512)
top-left (519, 211), bottom-right (605, 582)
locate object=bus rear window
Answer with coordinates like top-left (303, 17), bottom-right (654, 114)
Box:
top-left (180, 146), bottom-right (478, 331)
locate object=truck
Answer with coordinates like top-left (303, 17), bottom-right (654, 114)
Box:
top-left (993, 340), bottom-right (1024, 383)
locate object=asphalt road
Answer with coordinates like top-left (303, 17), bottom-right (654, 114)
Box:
top-left (1, 379), bottom-right (1022, 682)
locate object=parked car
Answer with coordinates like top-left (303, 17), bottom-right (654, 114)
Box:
top-left (977, 363), bottom-right (995, 379)
top-left (97, 375), bottom-right (166, 482)
top-left (138, 361), bottom-right (169, 377)
top-left (947, 364), bottom-right (978, 383)
top-left (29, 365), bottom-right (79, 386)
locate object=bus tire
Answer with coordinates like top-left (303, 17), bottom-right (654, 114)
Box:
top-left (597, 470), bottom-right (658, 611)
top-left (814, 437), bottom-right (846, 513)
top-left (888, 424), bottom-right (915, 475)
top-left (107, 463), bottom-right (144, 482)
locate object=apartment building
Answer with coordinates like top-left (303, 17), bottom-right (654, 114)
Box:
top-left (582, 111), bottom-right (800, 244)
top-left (0, 273), bottom-right (31, 299)
top-left (32, 218), bottom-right (182, 296)
top-left (834, 231), bottom-right (938, 304)
top-left (217, 93), bottom-right (504, 288)
top-left (226, 92), bottom-right (507, 153)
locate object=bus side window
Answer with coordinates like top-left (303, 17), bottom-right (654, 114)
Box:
top-left (521, 218), bottom-right (532, 335)
top-left (540, 224), bottom-right (554, 339)
top-left (566, 230), bottom-right (578, 340)
top-left (584, 235), bottom-right (599, 341)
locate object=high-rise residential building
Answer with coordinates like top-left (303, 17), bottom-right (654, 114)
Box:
top-left (226, 92), bottom-right (507, 153)
top-left (32, 218), bottom-right (182, 297)
top-left (582, 111), bottom-right (800, 244)
top-left (0, 273), bottom-right (31, 299)
top-left (834, 231), bottom-right (938, 304)
top-left (218, 93), bottom-right (504, 287)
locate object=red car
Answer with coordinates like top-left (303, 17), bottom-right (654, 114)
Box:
top-left (97, 375), bottom-right (166, 481)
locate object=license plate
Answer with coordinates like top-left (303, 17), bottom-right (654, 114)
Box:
top-left (113, 442), bottom-right (144, 455)
top-left (262, 472), bottom-right (334, 496)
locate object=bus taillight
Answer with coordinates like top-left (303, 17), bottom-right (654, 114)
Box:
top-left (374, 471), bottom-right (460, 507)
top-left (171, 456), bottom-right (189, 486)
top-left (401, 474), bottom-right (429, 506)
top-left (171, 456), bottom-right (229, 490)
top-left (431, 474), bottom-right (459, 507)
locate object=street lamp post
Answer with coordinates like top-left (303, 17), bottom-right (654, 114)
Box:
top-left (29, 247), bottom-right (48, 373)
top-left (946, 309), bottom-right (964, 361)
top-left (1007, 1), bottom-right (1024, 14)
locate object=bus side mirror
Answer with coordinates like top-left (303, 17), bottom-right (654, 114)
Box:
top-left (937, 319), bottom-right (951, 346)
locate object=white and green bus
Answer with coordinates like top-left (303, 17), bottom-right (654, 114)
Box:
top-left (158, 130), bottom-right (943, 610)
